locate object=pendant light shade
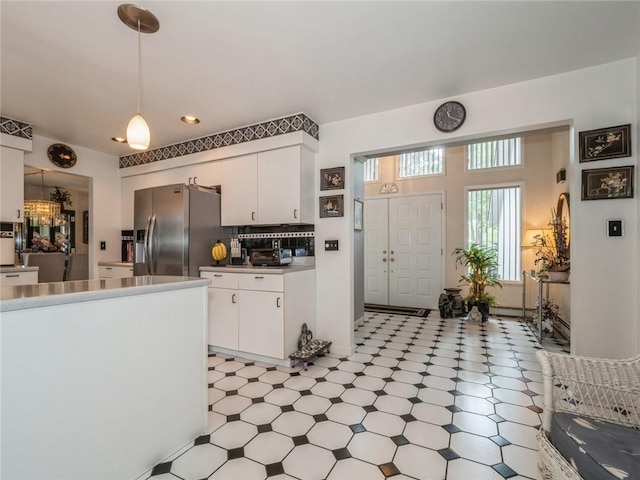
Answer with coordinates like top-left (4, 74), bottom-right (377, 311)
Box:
top-left (127, 113), bottom-right (150, 150)
top-left (118, 4), bottom-right (159, 151)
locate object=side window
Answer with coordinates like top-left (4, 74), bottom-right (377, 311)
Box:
top-left (467, 185), bottom-right (522, 281)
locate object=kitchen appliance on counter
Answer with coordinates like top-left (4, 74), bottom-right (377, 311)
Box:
top-left (133, 184), bottom-right (223, 277)
top-left (121, 230), bottom-right (134, 262)
top-left (0, 223), bottom-right (16, 266)
top-left (250, 248), bottom-right (292, 266)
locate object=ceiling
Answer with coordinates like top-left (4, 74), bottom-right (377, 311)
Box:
top-left (2, 1), bottom-right (639, 158)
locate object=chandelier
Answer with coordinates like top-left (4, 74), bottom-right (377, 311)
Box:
top-left (23, 170), bottom-right (61, 226)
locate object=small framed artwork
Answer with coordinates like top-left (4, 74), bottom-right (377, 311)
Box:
top-left (581, 165), bottom-right (634, 200)
top-left (82, 210), bottom-right (89, 244)
top-left (579, 124), bottom-right (631, 162)
top-left (320, 166), bottom-right (345, 190)
top-left (354, 199), bottom-right (363, 230)
top-left (319, 194), bottom-right (344, 218)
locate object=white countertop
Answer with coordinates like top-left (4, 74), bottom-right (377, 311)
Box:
top-left (200, 265), bottom-right (315, 274)
top-left (0, 266), bottom-right (39, 273)
top-left (0, 275), bottom-right (210, 312)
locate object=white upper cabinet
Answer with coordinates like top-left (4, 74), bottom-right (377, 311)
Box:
top-left (219, 153), bottom-right (258, 226)
top-left (0, 146), bottom-right (24, 222)
top-left (220, 146), bottom-right (315, 226)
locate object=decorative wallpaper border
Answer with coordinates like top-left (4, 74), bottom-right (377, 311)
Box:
top-left (0, 116), bottom-right (33, 140)
top-left (119, 113), bottom-right (319, 169)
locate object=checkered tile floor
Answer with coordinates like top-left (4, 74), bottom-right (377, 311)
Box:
top-left (146, 311), bottom-right (568, 480)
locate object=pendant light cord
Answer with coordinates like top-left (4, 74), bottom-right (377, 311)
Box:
top-left (137, 17), bottom-right (142, 115)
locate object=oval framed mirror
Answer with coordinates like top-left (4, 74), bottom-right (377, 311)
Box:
top-left (556, 192), bottom-right (570, 255)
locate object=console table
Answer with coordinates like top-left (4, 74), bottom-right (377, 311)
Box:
top-left (521, 271), bottom-right (570, 342)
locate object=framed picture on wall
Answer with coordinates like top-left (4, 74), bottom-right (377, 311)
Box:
top-left (581, 165), bottom-right (634, 200)
top-left (578, 124), bottom-right (632, 162)
top-left (320, 166), bottom-right (345, 190)
top-left (354, 199), bottom-right (363, 230)
top-left (319, 195), bottom-right (344, 218)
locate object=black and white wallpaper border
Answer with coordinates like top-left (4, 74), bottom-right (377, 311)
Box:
top-left (0, 116), bottom-right (33, 140)
top-left (119, 113), bottom-right (319, 169)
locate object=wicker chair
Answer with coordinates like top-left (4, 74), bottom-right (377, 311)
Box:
top-left (536, 350), bottom-right (640, 480)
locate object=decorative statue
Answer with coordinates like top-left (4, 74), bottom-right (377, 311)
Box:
top-left (468, 305), bottom-right (482, 324)
top-left (298, 323), bottom-right (313, 349)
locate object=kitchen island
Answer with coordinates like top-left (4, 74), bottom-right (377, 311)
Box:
top-left (1, 275), bottom-right (210, 480)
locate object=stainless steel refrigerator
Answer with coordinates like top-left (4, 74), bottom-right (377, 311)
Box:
top-left (133, 184), bottom-right (222, 277)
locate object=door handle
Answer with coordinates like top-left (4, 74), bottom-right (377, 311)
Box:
top-left (17, 209), bottom-right (21, 219)
top-left (382, 258), bottom-right (387, 262)
top-left (390, 258), bottom-right (395, 262)
top-left (251, 211), bottom-right (256, 221)
top-left (232, 293), bottom-right (237, 304)
top-left (390, 250), bottom-right (395, 255)
top-left (254, 276), bottom-right (264, 279)
top-left (6, 274), bottom-right (19, 278)
top-left (214, 274), bottom-right (222, 277)
top-left (294, 209), bottom-right (298, 219)
top-left (276, 297), bottom-right (281, 308)
top-left (383, 250), bottom-right (387, 254)
top-left (148, 214), bottom-right (157, 275)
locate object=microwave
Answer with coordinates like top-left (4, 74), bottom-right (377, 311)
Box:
top-left (250, 248), bottom-right (292, 266)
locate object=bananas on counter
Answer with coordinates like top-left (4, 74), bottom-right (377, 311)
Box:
top-left (211, 240), bottom-right (228, 262)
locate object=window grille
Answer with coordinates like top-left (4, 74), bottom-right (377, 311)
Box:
top-left (467, 137), bottom-right (522, 170)
top-left (364, 158), bottom-right (379, 182)
top-left (398, 148), bottom-right (444, 178)
top-left (467, 185), bottom-right (521, 281)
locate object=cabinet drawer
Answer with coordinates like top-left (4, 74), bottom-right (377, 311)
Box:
top-left (98, 265), bottom-right (133, 278)
top-left (239, 273), bottom-right (283, 292)
top-left (0, 271), bottom-right (38, 286)
top-left (200, 271), bottom-right (239, 289)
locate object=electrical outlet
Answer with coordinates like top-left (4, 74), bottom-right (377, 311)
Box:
top-left (324, 240), bottom-right (339, 251)
top-left (100, 241), bottom-right (106, 250)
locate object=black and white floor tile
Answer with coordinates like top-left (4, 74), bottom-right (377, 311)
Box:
top-left (146, 311), bottom-right (567, 480)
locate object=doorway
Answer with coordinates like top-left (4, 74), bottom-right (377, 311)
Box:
top-left (364, 193), bottom-right (443, 309)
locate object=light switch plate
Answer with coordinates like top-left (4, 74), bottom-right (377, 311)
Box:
top-left (324, 240), bottom-right (339, 251)
top-left (607, 219), bottom-right (624, 237)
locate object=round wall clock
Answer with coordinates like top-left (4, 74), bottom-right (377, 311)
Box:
top-left (47, 143), bottom-right (77, 168)
top-left (433, 101), bottom-right (466, 133)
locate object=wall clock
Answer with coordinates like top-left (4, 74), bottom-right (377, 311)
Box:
top-left (47, 143), bottom-right (77, 168)
top-left (433, 101), bottom-right (466, 133)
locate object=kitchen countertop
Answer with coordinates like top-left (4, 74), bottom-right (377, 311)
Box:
top-left (98, 261), bottom-right (133, 267)
top-left (0, 275), bottom-right (210, 312)
top-left (0, 266), bottom-right (39, 273)
top-left (200, 265), bottom-right (315, 274)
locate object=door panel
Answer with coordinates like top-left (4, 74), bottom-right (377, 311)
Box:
top-left (364, 198), bottom-right (389, 305)
top-left (388, 195), bottom-right (442, 309)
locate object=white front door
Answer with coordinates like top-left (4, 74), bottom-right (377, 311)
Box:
top-left (364, 198), bottom-right (389, 305)
top-left (365, 194), bottom-right (443, 309)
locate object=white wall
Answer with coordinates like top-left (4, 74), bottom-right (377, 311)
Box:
top-left (317, 58), bottom-right (638, 359)
top-left (24, 136), bottom-right (122, 277)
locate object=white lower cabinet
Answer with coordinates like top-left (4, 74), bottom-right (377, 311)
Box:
top-left (201, 268), bottom-right (314, 361)
top-left (0, 271), bottom-right (38, 286)
top-left (238, 290), bottom-right (284, 359)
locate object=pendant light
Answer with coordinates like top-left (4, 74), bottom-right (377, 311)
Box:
top-left (117, 4), bottom-right (159, 150)
top-left (23, 170), bottom-right (61, 227)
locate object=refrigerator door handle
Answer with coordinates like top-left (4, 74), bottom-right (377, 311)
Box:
top-left (143, 214), bottom-right (152, 274)
top-left (148, 214), bottom-right (157, 275)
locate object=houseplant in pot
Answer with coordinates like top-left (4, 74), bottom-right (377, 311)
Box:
top-left (453, 243), bottom-right (503, 321)
top-left (533, 208), bottom-right (569, 281)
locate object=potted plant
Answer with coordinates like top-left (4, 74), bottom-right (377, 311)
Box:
top-left (533, 208), bottom-right (569, 280)
top-left (50, 187), bottom-right (73, 208)
top-left (453, 243), bottom-right (503, 321)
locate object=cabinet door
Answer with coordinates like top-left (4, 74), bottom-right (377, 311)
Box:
top-left (257, 147), bottom-right (302, 225)
top-left (0, 146), bottom-right (24, 222)
top-left (208, 287), bottom-right (239, 349)
top-left (220, 154), bottom-right (258, 226)
top-left (238, 290), bottom-right (284, 359)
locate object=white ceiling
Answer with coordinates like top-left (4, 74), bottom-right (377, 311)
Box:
top-left (2, 1), bottom-right (639, 158)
